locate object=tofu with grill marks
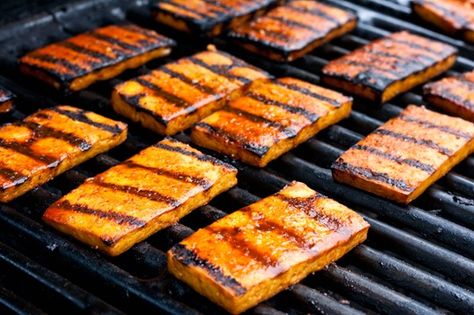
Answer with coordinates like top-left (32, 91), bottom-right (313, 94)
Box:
top-left (332, 105), bottom-right (474, 204)
top-left (0, 106), bottom-right (127, 202)
top-left (321, 31), bottom-right (457, 104)
top-left (112, 50), bottom-right (270, 136)
top-left (43, 138), bottom-right (238, 256)
top-left (167, 181), bottom-right (369, 314)
top-left (229, 0), bottom-right (357, 62)
top-left (191, 77), bottom-right (352, 167)
top-left (19, 24), bottom-right (175, 92)
top-left (0, 86), bottom-right (15, 113)
top-left (423, 71), bottom-right (474, 122)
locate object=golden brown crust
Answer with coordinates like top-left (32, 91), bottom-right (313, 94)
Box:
top-left (332, 105), bottom-right (474, 204)
top-left (168, 181), bottom-right (369, 314)
top-left (42, 138), bottom-right (238, 256)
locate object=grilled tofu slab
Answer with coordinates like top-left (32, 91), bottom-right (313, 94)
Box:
top-left (321, 31), bottom-right (457, 104)
top-left (168, 181), bottom-right (369, 314)
top-left (0, 86), bottom-right (15, 113)
top-left (228, 0), bottom-right (357, 62)
top-left (332, 105), bottom-right (474, 204)
top-left (412, 0), bottom-right (474, 42)
top-left (424, 71), bottom-right (474, 122)
top-left (43, 138), bottom-right (237, 256)
top-left (0, 106), bottom-right (127, 202)
top-left (153, 0), bottom-right (277, 37)
top-left (112, 49), bottom-right (270, 135)
top-left (19, 24), bottom-right (175, 92)
top-left (191, 77), bottom-right (352, 167)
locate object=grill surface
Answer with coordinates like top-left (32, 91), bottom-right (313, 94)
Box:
top-left (0, 0), bottom-right (473, 314)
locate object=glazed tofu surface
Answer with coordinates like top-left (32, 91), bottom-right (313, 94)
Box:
top-left (332, 105), bottom-right (474, 204)
top-left (424, 71), bottom-right (474, 122)
top-left (0, 106), bottom-right (127, 202)
top-left (0, 86), bottom-right (15, 113)
top-left (19, 24), bottom-right (175, 92)
top-left (153, 0), bottom-right (277, 36)
top-left (191, 77), bottom-right (352, 167)
top-left (229, 0), bottom-right (357, 62)
top-left (168, 181), bottom-right (369, 314)
top-left (112, 49), bottom-right (270, 135)
top-left (321, 31), bottom-right (458, 103)
top-left (43, 138), bottom-right (238, 256)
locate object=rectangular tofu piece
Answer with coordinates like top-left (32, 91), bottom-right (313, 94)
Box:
top-left (168, 181), bottom-right (369, 314)
top-left (321, 31), bottom-right (458, 103)
top-left (332, 105), bottom-right (474, 204)
top-left (19, 24), bottom-right (175, 92)
top-left (191, 77), bottom-right (352, 167)
top-left (153, 0), bottom-right (277, 37)
top-left (0, 106), bottom-right (127, 202)
top-left (111, 49), bottom-right (270, 135)
top-left (228, 0), bottom-right (357, 62)
top-left (0, 86), bottom-right (15, 113)
top-left (423, 71), bottom-right (474, 122)
top-left (411, 0), bottom-right (474, 43)
top-left (43, 138), bottom-right (237, 256)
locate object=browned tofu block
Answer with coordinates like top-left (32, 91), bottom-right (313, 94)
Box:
top-left (411, 0), bottom-right (474, 43)
top-left (112, 49), bottom-right (270, 136)
top-left (321, 31), bottom-right (458, 104)
top-left (43, 138), bottom-right (237, 256)
top-left (191, 77), bottom-right (352, 167)
top-left (168, 181), bottom-right (369, 314)
top-left (332, 105), bottom-right (474, 204)
top-left (19, 24), bottom-right (175, 92)
top-left (0, 106), bottom-right (127, 202)
top-left (228, 0), bottom-right (357, 62)
top-left (153, 0), bottom-right (278, 37)
top-left (0, 86), bottom-right (15, 113)
top-left (423, 71), bottom-right (474, 122)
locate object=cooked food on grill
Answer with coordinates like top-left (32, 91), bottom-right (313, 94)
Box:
top-left (332, 105), bottom-right (474, 204)
top-left (153, 0), bottom-right (277, 37)
top-left (112, 49), bottom-right (270, 135)
top-left (0, 106), bottom-right (127, 202)
top-left (0, 86), bottom-right (15, 113)
top-left (43, 138), bottom-right (237, 256)
top-left (423, 71), bottom-right (474, 122)
top-left (19, 24), bottom-right (175, 92)
top-left (191, 77), bottom-right (352, 167)
top-left (411, 0), bottom-right (474, 42)
top-left (168, 181), bottom-right (369, 314)
top-left (321, 31), bottom-right (458, 104)
top-left (228, 0), bottom-right (357, 62)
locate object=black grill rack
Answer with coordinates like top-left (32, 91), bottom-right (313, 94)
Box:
top-left (0, 0), bottom-right (473, 314)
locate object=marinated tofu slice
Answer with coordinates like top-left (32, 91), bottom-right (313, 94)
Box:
top-left (229, 0), bottom-right (357, 62)
top-left (332, 105), bottom-right (474, 204)
top-left (112, 49), bottom-right (270, 135)
top-left (168, 181), bottom-right (369, 314)
top-left (0, 106), bottom-right (127, 202)
top-left (412, 0), bottom-right (474, 43)
top-left (153, 0), bottom-right (277, 37)
top-left (19, 24), bottom-right (175, 92)
top-left (191, 77), bottom-right (352, 167)
top-left (43, 138), bottom-right (237, 256)
top-left (0, 86), bottom-right (15, 113)
top-left (424, 71), bottom-right (474, 122)
top-left (321, 31), bottom-right (458, 104)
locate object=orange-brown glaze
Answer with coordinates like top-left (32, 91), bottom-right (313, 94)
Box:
top-left (112, 49), bottom-right (270, 135)
top-left (0, 86), bottom-right (15, 113)
top-left (0, 106), bottom-right (127, 202)
top-left (191, 77), bottom-right (352, 167)
top-left (19, 24), bottom-right (175, 92)
top-left (229, 0), bottom-right (357, 62)
top-left (168, 181), bottom-right (369, 314)
top-left (43, 138), bottom-right (237, 256)
top-left (332, 105), bottom-right (474, 204)
top-left (321, 31), bottom-right (458, 103)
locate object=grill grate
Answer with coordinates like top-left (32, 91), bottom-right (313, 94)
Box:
top-left (0, 0), bottom-right (473, 314)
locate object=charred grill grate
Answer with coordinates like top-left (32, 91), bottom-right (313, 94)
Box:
top-left (0, 0), bottom-right (473, 314)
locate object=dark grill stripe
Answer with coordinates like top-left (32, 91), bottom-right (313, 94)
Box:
top-left (187, 57), bottom-right (251, 85)
top-left (287, 4), bottom-right (341, 25)
top-left (399, 115), bottom-right (472, 139)
top-left (0, 167), bottom-right (28, 188)
top-left (118, 93), bottom-right (169, 126)
top-left (135, 77), bottom-right (189, 108)
top-left (368, 48), bottom-right (435, 66)
top-left (265, 15), bottom-right (319, 32)
top-left (170, 243), bottom-right (247, 296)
top-left (160, 65), bottom-right (215, 95)
top-left (22, 121), bottom-right (91, 151)
top-left (57, 41), bottom-right (114, 63)
top-left (87, 31), bottom-right (139, 51)
top-left (27, 53), bottom-right (88, 74)
top-left (0, 139), bottom-right (58, 166)
top-left (353, 144), bottom-right (435, 173)
top-left (274, 81), bottom-right (342, 107)
top-left (49, 107), bottom-right (124, 134)
top-left (388, 38), bottom-right (441, 55)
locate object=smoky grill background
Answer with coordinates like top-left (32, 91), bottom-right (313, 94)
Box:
top-left (0, 0), bottom-right (473, 314)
